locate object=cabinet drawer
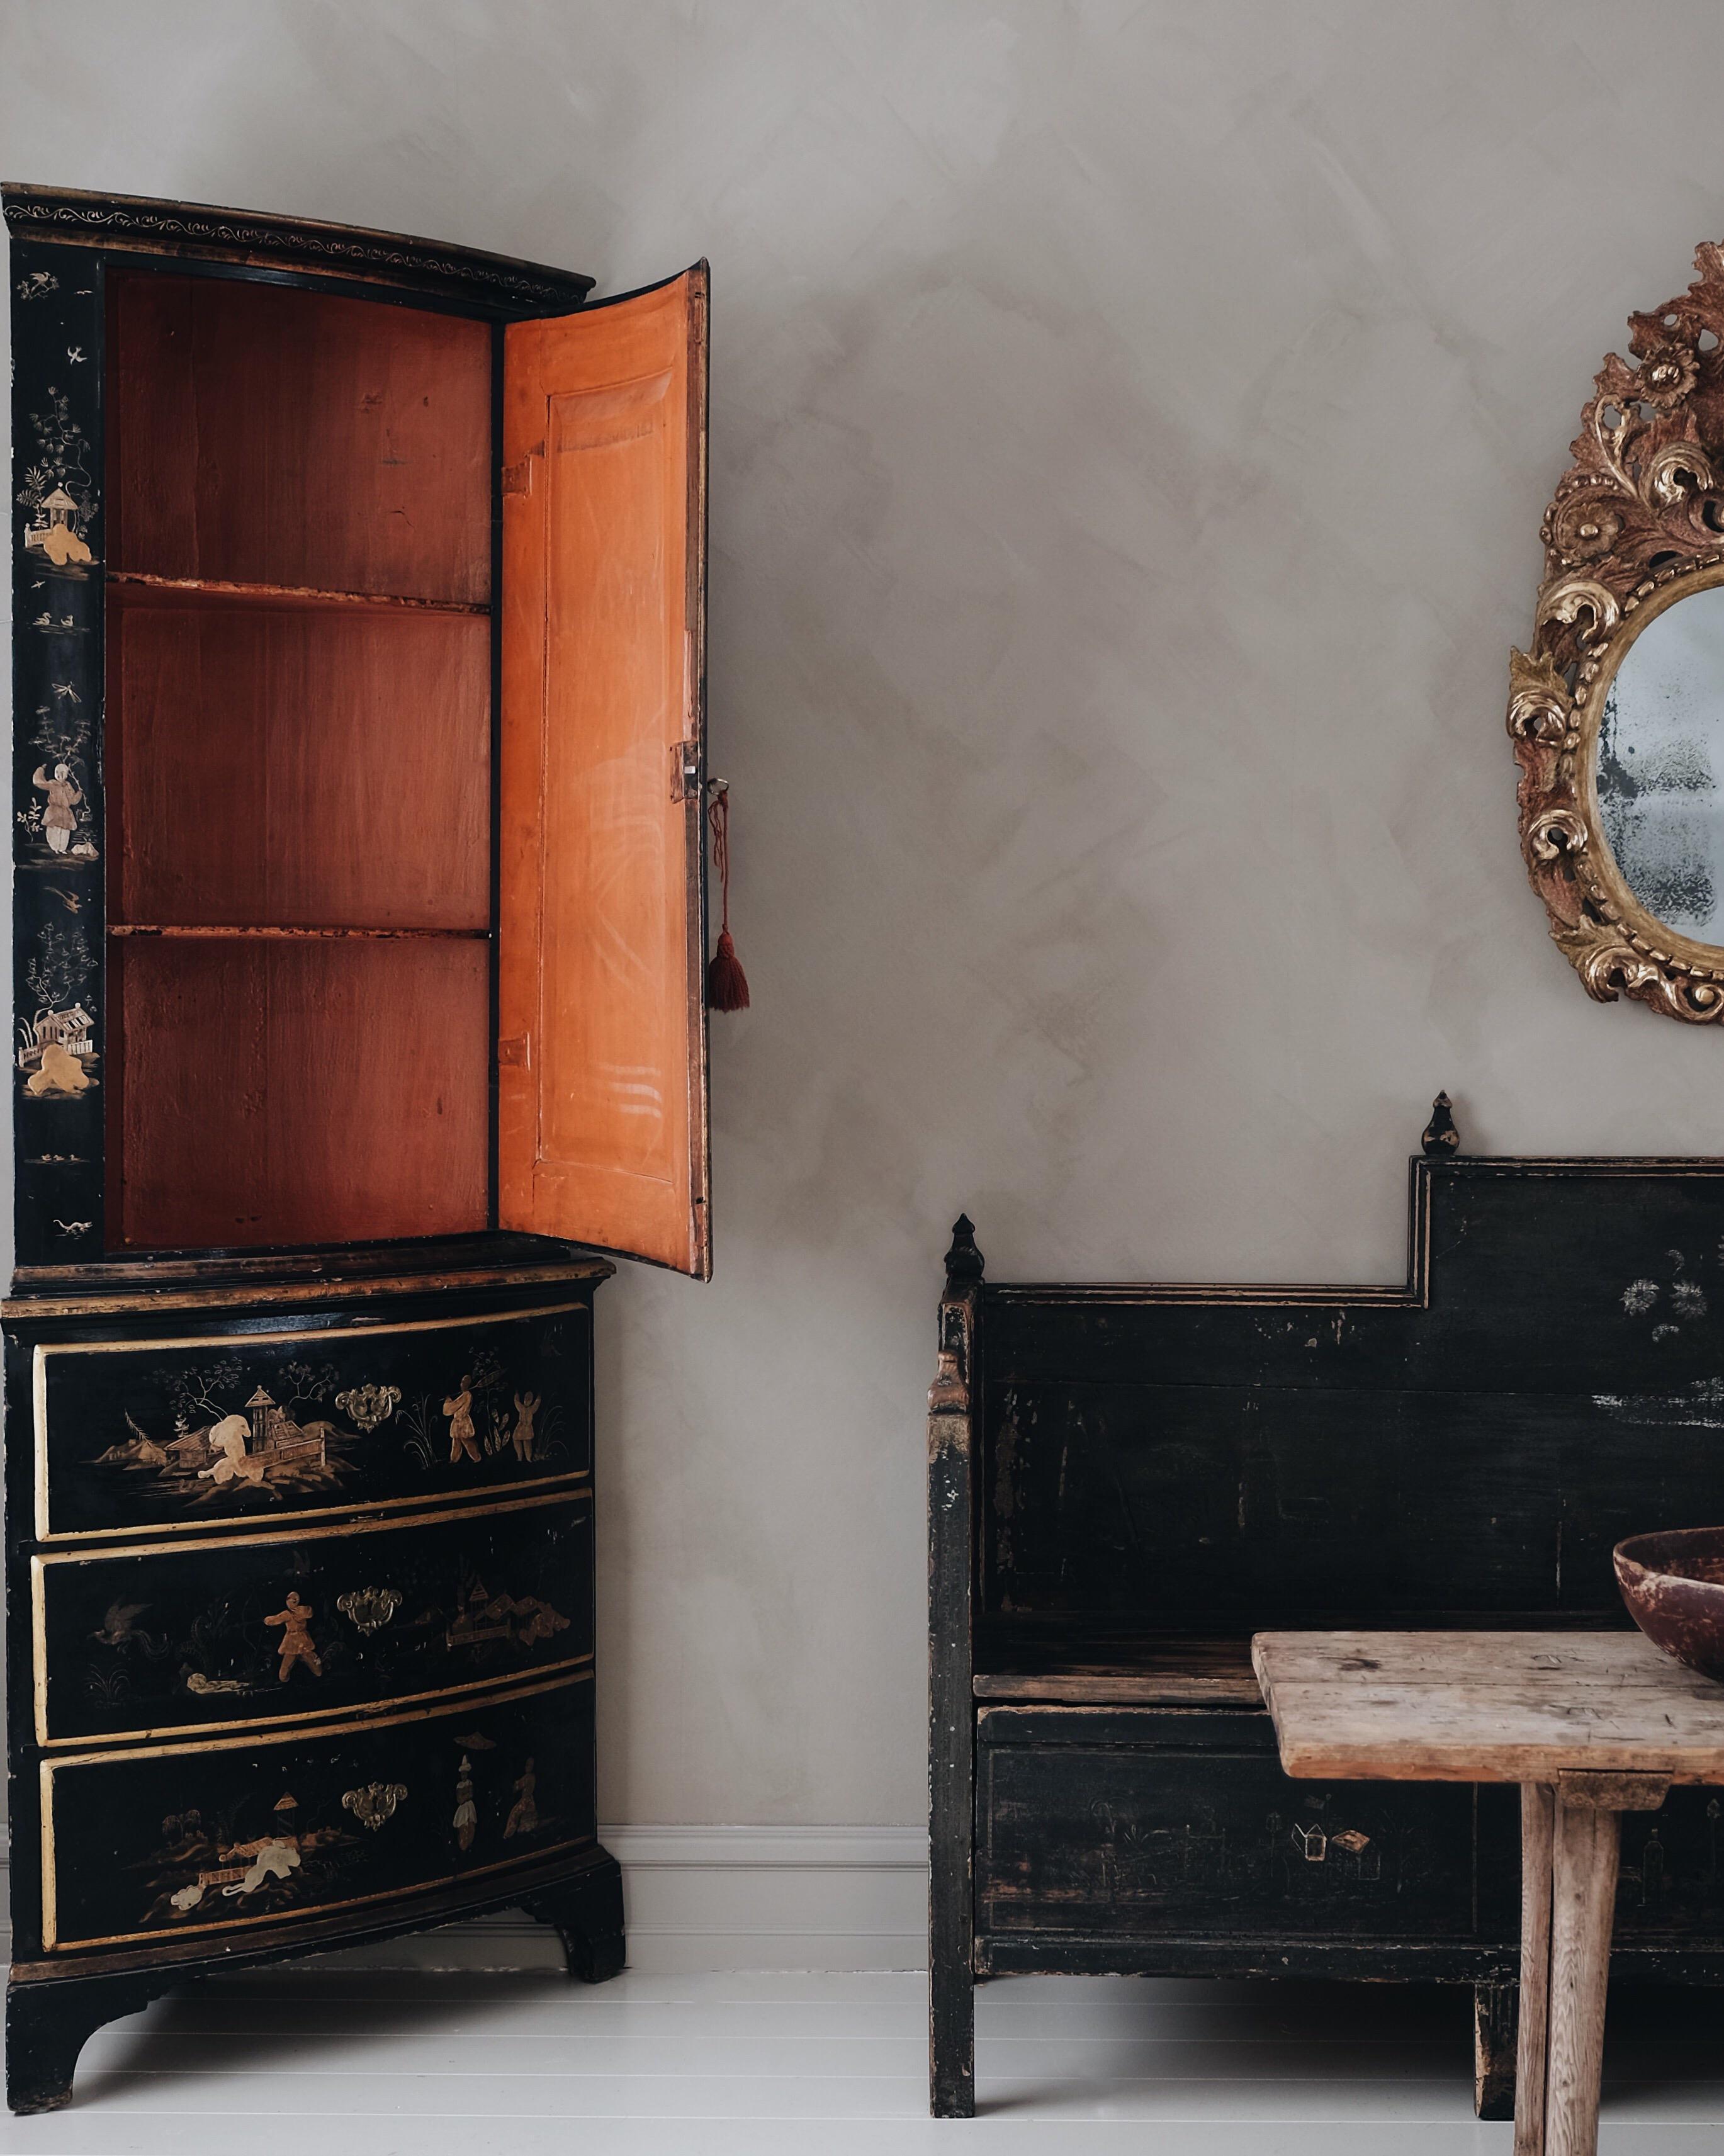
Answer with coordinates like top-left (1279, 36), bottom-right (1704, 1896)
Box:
top-left (40, 1671), bottom-right (594, 1953)
top-left (977, 1707), bottom-right (1480, 1941)
top-left (34, 1489), bottom-right (593, 1745)
top-left (1609, 1791), bottom-right (1724, 1941)
top-left (30, 1299), bottom-right (591, 1541)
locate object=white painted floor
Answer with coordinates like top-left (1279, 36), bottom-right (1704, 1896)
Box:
top-left (3, 1969), bottom-right (1723, 2154)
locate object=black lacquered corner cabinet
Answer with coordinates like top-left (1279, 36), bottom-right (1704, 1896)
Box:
top-left (3, 186), bottom-right (714, 2113)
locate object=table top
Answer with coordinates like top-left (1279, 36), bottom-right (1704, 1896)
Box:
top-left (1251, 1630), bottom-right (1724, 1784)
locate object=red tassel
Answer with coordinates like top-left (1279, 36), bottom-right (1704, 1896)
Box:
top-left (708, 926), bottom-right (750, 1012)
top-left (706, 784), bottom-right (750, 1012)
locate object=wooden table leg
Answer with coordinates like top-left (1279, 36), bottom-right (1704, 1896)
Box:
top-left (1515, 1782), bottom-right (1555, 2156)
top-left (1543, 1790), bottom-right (1622, 2156)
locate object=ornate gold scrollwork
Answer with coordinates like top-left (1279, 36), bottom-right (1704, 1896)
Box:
top-left (1528, 809), bottom-right (1589, 862)
top-left (1507, 650), bottom-right (1574, 743)
top-left (1509, 239), bottom-right (1724, 1022)
top-left (1536, 577), bottom-right (1620, 641)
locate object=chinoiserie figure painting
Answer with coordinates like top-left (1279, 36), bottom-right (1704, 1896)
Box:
top-left (444, 1376), bottom-right (481, 1465)
top-left (199, 1414), bottom-right (268, 1487)
top-left (453, 1754), bottom-right (478, 1852)
top-left (265, 1592), bottom-right (322, 1682)
top-left (32, 762), bottom-right (82, 853)
top-left (504, 1757), bottom-right (538, 1839)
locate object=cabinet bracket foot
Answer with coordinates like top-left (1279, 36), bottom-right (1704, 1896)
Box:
top-left (521, 1848), bottom-right (625, 1984)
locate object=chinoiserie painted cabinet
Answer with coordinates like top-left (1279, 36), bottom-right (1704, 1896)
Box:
top-left (3, 186), bottom-right (714, 2113)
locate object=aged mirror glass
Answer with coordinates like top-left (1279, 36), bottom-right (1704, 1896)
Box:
top-left (1509, 237), bottom-right (1724, 1022)
top-left (1597, 582), bottom-right (1724, 945)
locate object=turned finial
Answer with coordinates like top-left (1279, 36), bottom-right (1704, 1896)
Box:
top-left (1421, 1091), bottom-right (1460, 1158)
top-left (944, 1213), bottom-right (984, 1282)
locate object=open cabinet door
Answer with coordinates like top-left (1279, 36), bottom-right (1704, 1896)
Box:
top-left (500, 266), bottom-right (711, 1277)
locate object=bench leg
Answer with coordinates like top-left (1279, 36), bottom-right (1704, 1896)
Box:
top-left (930, 1947), bottom-right (974, 2116)
top-left (1474, 1980), bottom-right (1517, 2119)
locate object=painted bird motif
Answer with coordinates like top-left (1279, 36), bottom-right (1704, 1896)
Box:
top-left (91, 1599), bottom-right (168, 1656)
top-left (91, 1600), bottom-right (150, 1647)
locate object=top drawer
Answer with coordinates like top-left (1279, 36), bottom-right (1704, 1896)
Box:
top-left (28, 1300), bottom-right (592, 1542)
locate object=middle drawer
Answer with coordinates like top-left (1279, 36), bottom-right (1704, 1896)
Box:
top-left (33, 1488), bottom-right (593, 1746)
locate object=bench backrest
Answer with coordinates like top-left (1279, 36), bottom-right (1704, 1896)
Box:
top-left (978, 1156), bottom-right (1724, 1630)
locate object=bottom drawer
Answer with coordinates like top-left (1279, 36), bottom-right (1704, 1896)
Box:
top-left (977, 1706), bottom-right (1483, 1940)
top-left (42, 1671), bottom-right (593, 1953)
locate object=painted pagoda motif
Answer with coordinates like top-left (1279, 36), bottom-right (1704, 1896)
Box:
top-left (91, 1369), bottom-right (361, 1510)
top-left (182, 1387), bottom-right (331, 1487)
top-left (23, 485), bottom-right (93, 569)
top-left (18, 1002), bottom-right (93, 1073)
top-left (18, 1002), bottom-right (95, 1097)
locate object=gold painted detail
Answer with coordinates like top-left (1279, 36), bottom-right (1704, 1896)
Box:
top-left (39, 1668), bottom-right (592, 1952)
top-left (1509, 237), bottom-right (1724, 1020)
top-left (31, 1487), bottom-right (592, 1748)
top-left (34, 1301), bottom-right (587, 1543)
top-left (4, 1258), bottom-right (610, 1322)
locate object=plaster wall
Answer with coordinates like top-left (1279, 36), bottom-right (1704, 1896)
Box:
top-left (4, 0), bottom-right (1723, 1829)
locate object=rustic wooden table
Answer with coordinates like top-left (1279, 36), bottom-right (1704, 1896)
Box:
top-left (1252, 1630), bottom-right (1724, 2156)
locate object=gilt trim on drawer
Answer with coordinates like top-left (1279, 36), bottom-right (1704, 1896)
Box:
top-left (38, 1667), bottom-right (595, 1953)
top-left (4, 1260), bottom-right (610, 1322)
top-left (31, 1485), bottom-right (594, 1747)
top-left (33, 1301), bottom-right (590, 1543)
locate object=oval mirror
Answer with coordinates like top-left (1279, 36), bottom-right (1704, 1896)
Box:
top-left (1597, 582), bottom-right (1724, 948)
top-left (1507, 235), bottom-right (1724, 1022)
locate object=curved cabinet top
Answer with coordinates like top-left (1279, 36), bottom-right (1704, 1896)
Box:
top-left (3, 184), bottom-right (594, 319)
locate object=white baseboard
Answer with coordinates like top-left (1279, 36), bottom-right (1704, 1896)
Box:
top-left (0, 1828), bottom-right (932, 1977)
top-left (604, 1825), bottom-right (929, 1975)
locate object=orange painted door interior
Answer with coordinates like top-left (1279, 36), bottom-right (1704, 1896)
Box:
top-left (500, 268), bottom-right (711, 1277)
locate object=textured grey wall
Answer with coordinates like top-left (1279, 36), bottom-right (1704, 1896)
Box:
top-left (5, 0), bottom-right (1724, 1827)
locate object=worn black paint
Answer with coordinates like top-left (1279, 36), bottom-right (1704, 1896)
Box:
top-left (930, 1148), bottom-right (1724, 2126)
top-left (928, 1269), bottom-right (979, 2119)
top-left (979, 1707), bottom-right (1482, 1936)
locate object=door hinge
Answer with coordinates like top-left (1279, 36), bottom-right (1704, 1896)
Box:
top-left (501, 445), bottom-right (541, 497)
top-left (497, 1034), bottom-right (531, 1068)
top-left (672, 738), bottom-right (702, 802)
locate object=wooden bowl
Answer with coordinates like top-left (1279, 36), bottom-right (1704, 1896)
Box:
top-left (1615, 1527), bottom-right (1724, 1683)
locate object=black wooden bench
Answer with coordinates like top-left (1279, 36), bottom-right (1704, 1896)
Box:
top-left (928, 1105), bottom-right (1724, 2118)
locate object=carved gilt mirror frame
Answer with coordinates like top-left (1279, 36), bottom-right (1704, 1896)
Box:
top-left (1510, 240), bottom-right (1724, 1021)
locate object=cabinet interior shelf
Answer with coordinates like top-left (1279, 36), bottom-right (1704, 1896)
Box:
top-left (106, 571), bottom-right (492, 617)
top-left (108, 923), bottom-right (493, 940)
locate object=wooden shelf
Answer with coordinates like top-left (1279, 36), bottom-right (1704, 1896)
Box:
top-left (107, 572), bottom-right (492, 617)
top-left (108, 923), bottom-right (493, 940)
